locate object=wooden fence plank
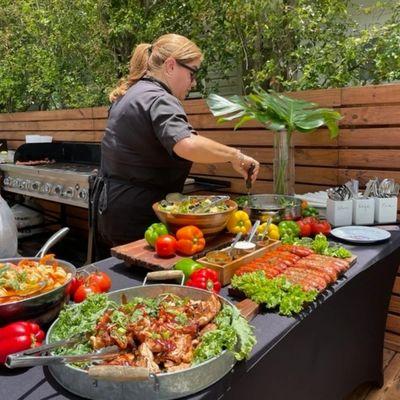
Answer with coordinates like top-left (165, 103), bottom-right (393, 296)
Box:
top-left (0, 108), bottom-right (95, 122)
top-left (284, 88), bottom-right (342, 107)
top-left (188, 114), bottom-right (261, 130)
top-left (342, 84), bottom-right (400, 106)
top-left (190, 163), bottom-right (273, 180)
top-left (199, 130), bottom-right (273, 146)
top-left (0, 120), bottom-right (96, 131)
top-left (295, 149), bottom-right (338, 167)
top-left (339, 128), bottom-right (400, 147)
top-left (340, 105), bottom-right (400, 126)
top-left (295, 166), bottom-right (338, 185)
top-left (339, 149), bottom-right (400, 169)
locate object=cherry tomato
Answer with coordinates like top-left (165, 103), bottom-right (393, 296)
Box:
top-left (155, 234), bottom-right (177, 257)
top-left (86, 272), bottom-right (112, 292)
top-left (73, 283), bottom-right (101, 303)
top-left (68, 276), bottom-right (85, 297)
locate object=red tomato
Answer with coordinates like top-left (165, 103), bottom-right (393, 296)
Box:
top-left (86, 272), bottom-right (112, 292)
top-left (155, 234), bottom-right (177, 257)
top-left (73, 283), bottom-right (101, 303)
top-left (296, 219), bottom-right (312, 237)
top-left (68, 276), bottom-right (85, 297)
top-left (312, 220), bottom-right (331, 235)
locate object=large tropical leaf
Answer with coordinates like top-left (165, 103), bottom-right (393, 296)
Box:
top-left (206, 88), bottom-right (342, 138)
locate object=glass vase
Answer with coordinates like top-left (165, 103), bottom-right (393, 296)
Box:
top-left (273, 130), bottom-right (295, 195)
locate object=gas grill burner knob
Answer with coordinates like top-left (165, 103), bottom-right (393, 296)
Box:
top-left (64, 187), bottom-right (74, 198)
top-left (31, 181), bottom-right (40, 191)
top-left (78, 188), bottom-right (88, 201)
top-left (53, 185), bottom-right (63, 196)
top-left (43, 183), bottom-right (52, 194)
top-left (3, 177), bottom-right (10, 186)
top-left (19, 180), bottom-right (26, 189)
top-left (13, 179), bottom-right (21, 188)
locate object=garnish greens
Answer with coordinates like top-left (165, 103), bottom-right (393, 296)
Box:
top-left (231, 272), bottom-right (318, 316)
top-left (193, 305), bottom-right (256, 364)
top-left (284, 233), bottom-right (352, 259)
top-left (51, 293), bottom-right (116, 355)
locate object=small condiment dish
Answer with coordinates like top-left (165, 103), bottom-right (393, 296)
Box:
top-left (205, 250), bottom-right (233, 265)
top-left (232, 241), bottom-right (256, 258)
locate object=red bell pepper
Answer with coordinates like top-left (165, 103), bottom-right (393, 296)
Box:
top-left (296, 219), bottom-right (312, 237)
top-left (186, 268), bottom-right (221, 293)
top-left (312, 219), bottom-right (331, 235)
top-left (175, 225), bottom-right (206, 256)
top-left (0, 321), bottom-right (45, 363)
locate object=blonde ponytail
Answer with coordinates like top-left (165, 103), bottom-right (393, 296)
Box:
top-left (109, 43), bottom-right (152, 102)
top-left (109, 34), bottom-right (203, 102)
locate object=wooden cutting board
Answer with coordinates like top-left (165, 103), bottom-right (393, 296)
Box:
top-left (111, 233), bottom-right (235, 271)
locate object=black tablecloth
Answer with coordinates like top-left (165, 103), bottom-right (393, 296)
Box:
top-left (2, 230), bottom-right (400, 400)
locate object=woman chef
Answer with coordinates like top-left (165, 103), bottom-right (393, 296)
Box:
top-left (96, 33), bottom-right (259, 247)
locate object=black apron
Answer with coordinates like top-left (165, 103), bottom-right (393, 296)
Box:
top-left (95, 78), bottom-right (193, 248)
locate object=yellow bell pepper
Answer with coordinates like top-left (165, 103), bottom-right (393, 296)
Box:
top-left (227, 210), bottom-right (252, 234)
top-left (257, 222), bottom-right (280, 240)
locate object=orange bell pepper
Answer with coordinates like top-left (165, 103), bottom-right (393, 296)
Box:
top-left (175, 225), bottom-right (206, 256)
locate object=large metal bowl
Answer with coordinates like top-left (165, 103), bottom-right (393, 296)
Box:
top-left (152, 199), bottom-right (237, 237)
top-left (0, 257), bottom-right (76, 326)
top-left (241, 194), bottom-right (302, 223)
top-left (46, 284), bottom-right (237, 400)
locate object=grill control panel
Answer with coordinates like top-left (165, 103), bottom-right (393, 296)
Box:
top-left (1, 167), bottom-right (92, 209)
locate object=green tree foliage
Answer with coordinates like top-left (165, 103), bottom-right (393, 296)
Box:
top-left (0, 0), bottom-right (399, 112)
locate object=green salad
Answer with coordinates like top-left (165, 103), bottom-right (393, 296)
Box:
top-left (159, 196), bottom-right (229, 214)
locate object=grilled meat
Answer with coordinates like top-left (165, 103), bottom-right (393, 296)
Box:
top-left (89, 293), bottom-right (222, 374)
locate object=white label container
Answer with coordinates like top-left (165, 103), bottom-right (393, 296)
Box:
top-left (352, 197), bottom-right (375, 225)
top-left (326, 198), bottom-right (353, 227)
top-left (374, 197), bottom-right (397, 224)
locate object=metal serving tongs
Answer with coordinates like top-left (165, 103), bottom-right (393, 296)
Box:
top-left (6, 334), bottom-right (120, 369)
top-left (190, 195), bottom-right (230, 213)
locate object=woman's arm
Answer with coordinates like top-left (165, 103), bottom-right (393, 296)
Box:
top-left (173, 134), bottom-right (260, 182)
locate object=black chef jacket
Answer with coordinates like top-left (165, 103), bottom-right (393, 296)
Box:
top-left (97, 77), bottom-right (194, 246)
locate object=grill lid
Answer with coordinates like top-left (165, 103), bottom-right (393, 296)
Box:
top-left (14, 143), bottom-right (101, 165)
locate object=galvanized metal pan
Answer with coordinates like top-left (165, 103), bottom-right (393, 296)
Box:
top-left (46, 270), bottom-right (237, 400)
top-left (242, 194), bottom-right (302, 223)
top-left (0, 228), bottom-right (76, 325)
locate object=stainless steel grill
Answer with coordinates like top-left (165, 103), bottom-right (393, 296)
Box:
top-left (1, 162), bottom-right (97, 208)
top-left (0, 143), bottom-right (100, 209)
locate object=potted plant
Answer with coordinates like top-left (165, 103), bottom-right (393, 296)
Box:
top-left (206, 89), bottom-right (341, 195)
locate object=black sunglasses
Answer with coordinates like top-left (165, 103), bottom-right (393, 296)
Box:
top-left (176, 60), bottom-right (198, 82)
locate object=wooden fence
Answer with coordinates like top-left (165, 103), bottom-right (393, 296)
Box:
top-left (0, 83), bottom-right (400, 351)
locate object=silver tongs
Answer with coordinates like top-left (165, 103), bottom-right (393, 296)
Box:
top-left (6, 334), bottom-right (120, 369)
top-left (190, 195), bottom-right (230, 213)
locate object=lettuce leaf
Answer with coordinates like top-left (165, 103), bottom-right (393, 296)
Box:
top-left (51, 293), bottom-right (116, 355)
top-left (194, 304), bottom-right (256, 364)
top-left (231, 272), bottom-right (317, 316)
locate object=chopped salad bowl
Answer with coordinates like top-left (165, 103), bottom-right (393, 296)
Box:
top-left (152, 198), bottom-right (237, 237)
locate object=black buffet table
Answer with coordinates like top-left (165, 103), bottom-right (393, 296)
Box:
top-left (2, 229), bottom-right (400, 400)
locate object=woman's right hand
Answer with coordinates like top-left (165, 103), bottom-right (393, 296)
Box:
top-left (231, 151), bottom-right (260, 183)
